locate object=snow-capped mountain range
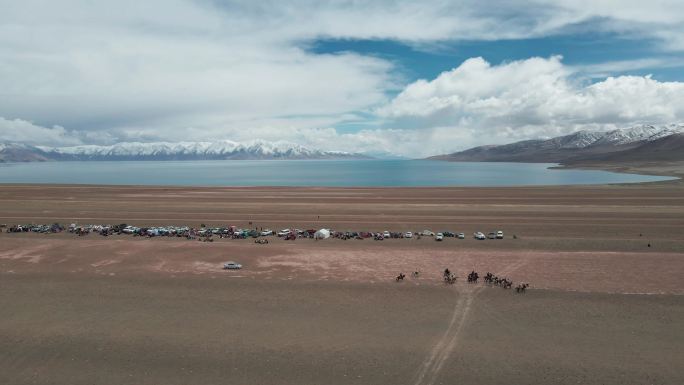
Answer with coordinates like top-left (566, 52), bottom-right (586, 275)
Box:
top-left (2, 124), bottom-right (683, 163)
top-left (0, 140), bottom-right (368, 162)
top-left (545, 124), bottom-right (683, 149)
top-left (429, 124), bottom-right (684, 163)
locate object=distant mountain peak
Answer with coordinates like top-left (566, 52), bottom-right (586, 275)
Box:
top-left (547, 124), bottom-right (684, 150)
top-left (2, 140), bottom-right (369, 162)
top-left (428, 124), bottom-right (684, 163)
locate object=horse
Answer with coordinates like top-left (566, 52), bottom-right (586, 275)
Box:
top-left (467, 270), bottom-right (479, 283)
top-left (412, 271), bottom-right (420, 278)
top-left (444, 274), bottom-right (457, 285)
top-left (515, 283), bottom-right (529, 293)
top-left (396, 273), bottom-right (406, 282)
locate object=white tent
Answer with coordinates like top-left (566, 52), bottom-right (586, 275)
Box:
top-left (314, 229), bottom-right (331, 240)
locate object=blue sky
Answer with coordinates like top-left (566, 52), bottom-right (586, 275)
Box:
top-left (1, 1), bottom-right (684, 157)
top-left (312, 33), bottom-right (684, 82)
top-left (311, 30), bottom-right (684, 145)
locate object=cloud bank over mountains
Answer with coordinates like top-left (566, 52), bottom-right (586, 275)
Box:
top-left (376, 56), bottom-right (684, 156)
top-left (2, 1), bottom-right (684, 157)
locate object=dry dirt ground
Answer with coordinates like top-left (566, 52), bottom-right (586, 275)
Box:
top-left (1, 184), bottom-right (683, 384)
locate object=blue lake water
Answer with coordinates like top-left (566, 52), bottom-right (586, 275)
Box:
top-left (0, 160), bottom-right (673, 187)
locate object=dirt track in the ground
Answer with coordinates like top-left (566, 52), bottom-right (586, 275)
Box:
top-left (1, 274), bottom-right (682, 385)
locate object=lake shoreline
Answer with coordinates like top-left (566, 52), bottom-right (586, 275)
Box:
top-left (552, 160), bottom-right (684, 185)
top-left (0, 159), bottom-right (671, 186)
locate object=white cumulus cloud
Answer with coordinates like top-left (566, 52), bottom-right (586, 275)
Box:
top-left (1, 1), bottom-right (684, 156)
top-left (376, 56), bottom-right (684, 156)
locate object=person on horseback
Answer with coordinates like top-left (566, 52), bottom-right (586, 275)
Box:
top-left (444, 268), bottom-right (451, 278)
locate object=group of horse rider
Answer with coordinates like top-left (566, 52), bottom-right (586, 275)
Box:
top-left (395, 269), bottom-right (528, 293)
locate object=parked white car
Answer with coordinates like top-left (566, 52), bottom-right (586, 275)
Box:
top-left (260, 229), bottom-right (273, 236)
top-left (383, 231), bottom-right (391, 238)
top-left (277, 229), bottom-right (291, 237)
top-left (421, 230), bottom-right (435, 236)
top-left (223, 262), bottom-right (242, 270)
top-left (404, 231), bottom-right (413, 238)
top-left (435, 233), bottom-right (444, 241)
top-left (457, 233), bottom-right (465, 239)
top-left (496, 231), bottom-right (504, 239)
top-left (122, 226), bottom-right (138, 234)
top-left (474, 232), bottom-right (486, 240)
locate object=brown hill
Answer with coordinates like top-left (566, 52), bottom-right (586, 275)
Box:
top-left (0, 144), bottom-right (51, 162)
top-left (428, 127), bottom-right (684, 164)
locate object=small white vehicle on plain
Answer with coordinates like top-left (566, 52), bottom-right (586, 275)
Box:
top-left (435, 233), bottom-right (444, 241)
top-left (421, 230), bottom-right (435, 237)
top-left (404, 231), bottom-right (413, 238)
top-left (260, 229), bottom-right (273, 236)
top-left (383, 231), bottom-right (391, 238)
top-left (277, 229), bottom-right (291, 237)
top-left (457, 233), bottom-right (465, 239)
top-left (474, 232), bottom-right (486, 240)
top-left (223, 262), bottom-right (242, 270)
top-left (496, 231), bottom-right (504, 239)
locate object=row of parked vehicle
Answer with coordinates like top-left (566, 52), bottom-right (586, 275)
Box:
top-left (258, 229), bottom-right (505, 241)
top-left (3, 223), bottom-right (64, 233)
top-left (4, 222), bottom-right (505, 242)
top-left (255, 229), bottom-right (462, 241)
top-left (473, 231), bottom-right (505, 240)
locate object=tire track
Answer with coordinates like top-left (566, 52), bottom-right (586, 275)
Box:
top-left (413, 260), bottom-right (527, 385)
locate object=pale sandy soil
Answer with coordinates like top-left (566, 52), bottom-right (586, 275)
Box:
top-left (1, 236), bottom-right (683, 295)
top-left (0, 185), bottom-right (683, 384)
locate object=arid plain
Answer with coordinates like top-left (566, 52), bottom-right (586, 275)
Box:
top-left (1, 184), bottom-right (683, 384)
